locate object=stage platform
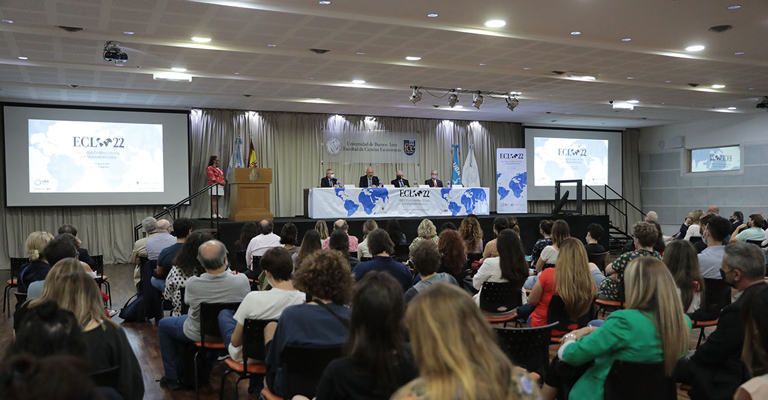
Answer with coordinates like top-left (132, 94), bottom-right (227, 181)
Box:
top-left (193, 213), bottom-right (610, 258)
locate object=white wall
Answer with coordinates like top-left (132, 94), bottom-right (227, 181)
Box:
top-left (638, 113), bottom-right (768, 226)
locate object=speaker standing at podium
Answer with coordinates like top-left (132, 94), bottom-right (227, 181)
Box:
top-left (206, 155), bottom-right (226, 218)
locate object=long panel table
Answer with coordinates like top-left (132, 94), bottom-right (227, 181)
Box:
top-left (308, 187), bottom-right (491, 219)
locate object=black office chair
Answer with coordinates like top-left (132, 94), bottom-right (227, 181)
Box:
top-left (260, 345), bottom-right (343, 399)
top-left (746, 239), bottom-right (764, 247)
top-left (689, 278), bottom-right (732, 348)
top-left (92, 255), bottom-right (111, 308)
top-left (603, 360), bottom-right (676, 400)
top-left (689, 236), bottom-right (703, 244)
top-left (219, 318), bottom-right (277, 400)
top-left (587, 251), bottom-right (609, 272)
top-left (479, 281), bottom-right (523, 327)
top-left (4, 257), bottom-right (27, 317)
top-left (89, 366), bottom-right (120, 390)
top-left (393, 244), bottom-right (410, 262)
top-left (547, 295), bottom-right (595, 342)
top-left (495, 322), bottom-right (557, 377)
top-left (234, 251), bottom-right (247, 273)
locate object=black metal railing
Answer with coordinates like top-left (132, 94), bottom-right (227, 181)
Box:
top-left (133, 183), bottom-right (222, 242)
top-left (585, 184), bottom-right (645, 238)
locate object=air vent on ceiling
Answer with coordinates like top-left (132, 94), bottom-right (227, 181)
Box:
top-left (708, 25), bottom-right (732, 33)
top-left (551, 70), bottom-right (566, 75)
top-left (57, 25), bottom-right (85, 33)
top-left (310, 48), bottom-right (330, 54)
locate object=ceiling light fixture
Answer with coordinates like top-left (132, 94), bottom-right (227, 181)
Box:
top-left (735, 51), bottom-right (744, 55)
top-left (523, 67), bottom-right (531, 70)
top-left (505, 96), bottom-right (519, 112)
top-left (472, 92), bottom-right (484, 109)
top-left (728, 5), bottom-right (741, 9)
top-left (153, 72), bottom-right (192, 82)
top-left (569, 74), bottom-right (597, 81)
top-left (627, 100), bottom-right (639, 104)
top-left (612, 102), bottom-right (634, 111)
top-left (427, 13), bottom-right (438, 18)
top-left (319, 1), bottom-right (331, 4)
top-left (356, 52), bottom-right (364, 55)
top-left (448, 92), bottom-right (459, 108)
top-left (485, 20), bottom-right (506, 28)
top-left (405, 56), bottom-right (421, 61)
top-left (711, 84), bottom-right (725, 89)
top-left (123, 31), bottom-right (134, 35)
top-left (191, 37), bottom-right (211, 42)
top-left (410, 87), bottom-right (422, 104)
top-left (727, 107), bottom-right (737, 110)
top-left (171, 67), bottom-right (187, 72)
top-left (352, 79), bottom-right (366, 84)
top-left (570, 31), bottom-right (581, 35)
top-left (686, 45), bottom-right (705, 52)
top-left (478, 63), bottom-right (486, 66)
top-left (18, 56), bottom-right (27, 60)
top-left (1, 20), bottom-right (13, 24)
top-left (626, 77), bottom-right (634, 80)
top-left (267, 44), bottom-right (276, 47)
top-left (621, 38), bottom-right (631, 42)
top-left (454, 105), bottom-right (464, 109)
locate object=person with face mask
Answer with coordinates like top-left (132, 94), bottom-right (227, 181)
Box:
top-left (321, 168), bottom-right (339, 188)
top-left (390, 171), bottom-right (410, 187)
top-left (425, 170), bottom-right (443, 187)
top-left (676, 242), bottom-right (767, 400)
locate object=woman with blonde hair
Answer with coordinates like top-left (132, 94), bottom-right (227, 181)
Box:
top-left (17, 231), bottom-right (54, 294)
top-left (527, 238), bottom-right (597, 328)
top-left (357, 219), bottom-right (378, 258)
top-left (409, 219), bottom-right (439, 253)
top-left (459, 216), bottom-right (484, 253)
top-left (392, 283), bottom-right (539, 400)
top-left (662, 240), bottom-right (704, 314)
top-left (315, 220), bottom-right (330, 240)
top-left (541, 257), bottom-right (690, 400)
top-left (508, 216), bottom-right (522, 236)
top-left (683, 209), bottom-right (705, 241)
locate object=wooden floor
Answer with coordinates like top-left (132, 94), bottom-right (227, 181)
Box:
top-left (0, 263), bottom-right (705, 400)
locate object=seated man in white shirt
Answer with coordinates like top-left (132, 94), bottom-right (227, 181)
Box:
top-left (245, 219), bottom-right (282, 270)
top-left (321, 219), bottom-right (359, 253)
top-left (698, 215), bottom-right (731, 279)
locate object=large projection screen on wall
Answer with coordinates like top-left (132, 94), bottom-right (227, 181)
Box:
top-left (4, 105), bottom-right (190, 207)
top-left (524, 127), bottom-right (622, 201)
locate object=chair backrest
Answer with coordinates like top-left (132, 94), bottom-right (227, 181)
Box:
top-left (199, 302), bottom-right (241, 347)
top-left (281, 345), bottom-right (343, 398)
top-left (10, 257), bottom-right (28, 279)
top-left (234, 251), bottom-right (247, 272)
top-left (360, 257), bottom-right (373, 262)
top-left (746, 239), bottom-right (764, 247)
top-left (251, 256), bottom-right (263, 276)
top-left (701, 278), bottom-right (732, 313)
top-left (603, 360), bottom-right (676, 400)
top-left (546, 295), bottom-right (594, 334)
top-left (494, 322), bottom-right (557, 375)
top-left (689, 236), bottom-right (703, 244)
top-left (393, 244), bottom-right (410, 262)
top-left (89, 366), bottom-right (120, 389)
top-left (479, 281), bottom-right (523, 313)
top-left (349, 251), bottom-right (357, 259)
top-left (92, 255), bottom-right (104, 276)
top-left (467, 252), bottom-right (483, 262)
top-left (587, 252), bottom-right (609, 272)
top-left (242, 318), bottom-right (278, 364)
top-left (14, 292), bottom-right (27, 305)
top-left (179, 287), bottom-right (190, 315)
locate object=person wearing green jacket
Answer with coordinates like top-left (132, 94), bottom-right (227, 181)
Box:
top-left (541, 256), bottom-right (692, 400)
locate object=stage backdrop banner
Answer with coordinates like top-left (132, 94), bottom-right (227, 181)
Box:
top-left (497, 148), bottom-right (528, 214)
top-left (322, 130), bottom-right (419, 164)
top-left (309, 187), bottom-right (489, 219)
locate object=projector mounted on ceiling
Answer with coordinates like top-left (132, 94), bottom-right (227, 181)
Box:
top-left (103, 41), bottom-right (128, 63)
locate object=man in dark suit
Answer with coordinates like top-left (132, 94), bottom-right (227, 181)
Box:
top-left (425, 170), bottom-right (443, 187)
top-left (358, 167), bottom-right (380, 188)
top-left (58, 224), bottom-right (95, 269)
top-left (390, 170), bottom-right (409, 188)
top-left (676, 242), bottom-right (767, 400)
top-left (320, 168), bottom-right (338, 187)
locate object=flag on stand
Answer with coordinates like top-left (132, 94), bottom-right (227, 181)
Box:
top-left (462, 142), bottom-right (481, 187)
top-left (248, 139), bottom-right (258, 167)
top-left (227, 138), bottom-right (244, 178)
top-left (451, 144), bottom-right (462, 186)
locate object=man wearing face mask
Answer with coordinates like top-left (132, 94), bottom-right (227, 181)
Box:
top-left (676, 242), bottom-right (767, 400)
top-left (320, 169), bottom-right (339, 188)
top-left (390, 171), bottom-right (410, 187)
top-left (425, 170), bottom-right (443, 187)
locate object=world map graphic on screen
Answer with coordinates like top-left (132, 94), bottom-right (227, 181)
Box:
top-left (533, 137), bottom-right (608, 186)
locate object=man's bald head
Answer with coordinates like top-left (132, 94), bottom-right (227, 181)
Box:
top-left (157, 219), bottom-right (171, 232)
top-left (366, 167), bottom-right (374, 177)
top-left (197, 240), bottom-right (228, 271)
top-left (333, 219), bottom-right (349, 232)
top-left (645, 211), bottom-right (658, 222)
top-left (708, 205), bottom-right (720, 215)
top-left (259, 219), bottom-right (274, 234)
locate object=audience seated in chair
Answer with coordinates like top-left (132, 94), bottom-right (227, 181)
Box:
top-left (16, 231), bottom-right (54, 294)
top-left (152, 217), bottom-right (193, 293)
top-left (730, 213), bottom-right (767, 243)
top-left (329, 230), bottom-right (360, 269)
top-left (145, 219), bottom-right (176, 262)
top-left (663, 240), bottom-right (704, 314)
top-left (351, 229), bottom-right (412, 291)
top-left (676, 242), bottom-right (767, 400)
top-left (541, 257), bottom-right (690, 400)
top-left (295, 229), bottom-right (322, 270)
top-left (24, 233), bottom-right (91, 301)
top-left (528, 220), bottom-right (571, 290)
top-left (391, 283), bottom-right (540, 400)
top-left (235, 222), bottom-right (259, 253)
top-left (405, 241), bottom-right (458, 302)
top-left (523, 238), bottom-right (598, 328)
top-left (436, 229), bottom-right (469, 283)
top-left (246, 219), bottom-right (283, 270)
top-left (697, 215), bottom-right (731, 280)
top-left (386, 218), bottom-right (407, 246)
top-left (734, 285), bottom-right (768, 400)
top-left (313, 272), bottom-right (418, 400)
top-left (321, 219), bottom-right (359, 253)
top-left (58, 224), bottom-right (95, 269)
top-left (131, 216), bottom-right (157, 283)
top-left (264, 249), bottom-right (354, 397)
top-left (482, 216), bottom-right (510, 260)
top-left (597, 222), bottom-right (661, 301)
top-left (163, 231), bottom-right (213, 317)
top-left (157, 239), bottom-right (250, 390)
top-left (684, 210), bottom-right (705, 242)
top-left (279, 222), bottom-right (300, 256)
top-left (356, 220), bottom-right (378, 259)
top-left (584, 223), bottom-right (607, 258)
top-left (472, 229), bottom-right (529, 305)
top-left (529, 220), bottom-right (554, 269)
top-left (459, 215), bottom-right (484, 254)
top-left (409, 219), bottom-right (439, 254)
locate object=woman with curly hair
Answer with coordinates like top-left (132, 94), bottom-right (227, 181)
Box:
top-left (264, 249), bottom-right (354, 398)
top-left (459, 217), bottom-right (484, 254)
top-left (438, 229), bottom-right (468, 282)
top-left (409, 219), bottom-right (439, 253)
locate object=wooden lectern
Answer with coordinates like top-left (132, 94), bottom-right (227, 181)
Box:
top-left (227, 168), bottom-right (274, 221)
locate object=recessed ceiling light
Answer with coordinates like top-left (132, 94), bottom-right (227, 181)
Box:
top-left (711, 84), bottom-right (725, 89)
top-left (727, 107), bottom-right (737, 110)
top-left (627, 100), bottom-right (639, 104)
top-left (17, 56), bottom-right (27, 60)
top-left (191, 37), bottom-right (211, 42)
top-left (626, 77), bottom-right (634, 80)
top-left (686, 45), bottom-right (705, 52)
top-left (114, 64), bottom-right (123, 67)
top-left (734, 51), bottom-right (744, 55)
top-left (267, 44), bottom-right (276, 47)
top-left (455, 105), bottom-right (464, 109)
top-left (319, 1), bottom-right (331, 4)
top-left (570, 31), bottom-right (581, 35)
top-left (569, 74), bottom-right (597, 81)
top-left (352, 79), bottom-right (366, 84)
top-left (456, 87), bottom-right (462, 90)
top-left (427, 13), bottom-right (438, 18)
top-left (172, 67), bottom-right (187, 72)
top-left (123, 31), bottom-right (134, 35)
top-left (485, 20), bottom-right (506, 28)
top-left (405, 56), bottom-right (421, 61)
top-left (621, 38), bottom-right (632, 42)
top-left (356, 52), bottom-right (365, 55)
top-left (478, 63), bottom-right (486, 66)
top-left (523, 67), bottom-right (531, 70)
top-left (664, 80), bottom-right (671, 83)
top-left (749, 88), bottom-right (754, 90)
top-left (1, 20), bottom-right (13, 24)
top-left (728, 5), bottom-right (741, 10)
top-left (154, 72), bottom-right (192, 82)
top-left (234, 72), bottom-right (240, 75)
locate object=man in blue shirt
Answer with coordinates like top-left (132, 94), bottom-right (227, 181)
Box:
top-left (351, 229), bottom-right (412, 290)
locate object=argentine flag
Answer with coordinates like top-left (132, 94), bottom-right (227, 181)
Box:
top-left (227, 137), bottom-right (245, 178)
top-left (462, 142), bottom-right (481, 187)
